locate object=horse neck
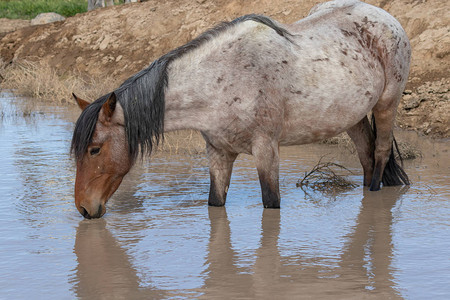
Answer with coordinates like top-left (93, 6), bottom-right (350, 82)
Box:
top-left (161, 19), bottom-right (264, 133)
top-left (162, 57), bottom-right (213, 133)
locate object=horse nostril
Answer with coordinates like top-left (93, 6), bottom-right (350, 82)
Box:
top-left (92, 204), bottom-right (103, 219)
top-left (80, 206), bottom-right (91, 219)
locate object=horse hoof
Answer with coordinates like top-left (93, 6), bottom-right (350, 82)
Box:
top-left (369, 184), bottom-right (381, 191)
top-left (208, 200), bottom-right (225, 207)
top-left (263, 203), bottom-right (281, 209)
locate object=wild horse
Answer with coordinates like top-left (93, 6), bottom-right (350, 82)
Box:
top-left (72, 0), bottom-right (410, 218)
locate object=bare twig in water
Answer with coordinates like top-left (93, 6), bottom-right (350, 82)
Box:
top-left (296, 156), bottom-right (357, 194)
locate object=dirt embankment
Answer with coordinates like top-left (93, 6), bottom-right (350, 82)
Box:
top-left (0, 0), bottom-right (448, 137)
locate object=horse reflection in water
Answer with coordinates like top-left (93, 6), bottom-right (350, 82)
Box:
top-left (201, 187), bottom-right (408, 298)
top-left (72, 187), bottom-right (408, 297)
top-left (71, 0), bottom-right (410, 218)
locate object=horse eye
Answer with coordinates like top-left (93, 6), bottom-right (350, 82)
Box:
top-left (89, 147), bottom-right (101, 156)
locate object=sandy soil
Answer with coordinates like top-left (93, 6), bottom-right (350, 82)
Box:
top-left (0, 0), bottom-right (448, 137)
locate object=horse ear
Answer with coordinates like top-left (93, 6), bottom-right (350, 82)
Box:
top-left (101, 92), bottom-right (117, 122)
top-left (72, 93), bottom-right (90, 111)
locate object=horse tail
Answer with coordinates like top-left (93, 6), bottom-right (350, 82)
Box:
top-left (371, 114), bottom-right (410, 186)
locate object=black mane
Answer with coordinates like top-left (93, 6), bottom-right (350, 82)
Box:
top-left (71, 14), bottom-right (292, 162)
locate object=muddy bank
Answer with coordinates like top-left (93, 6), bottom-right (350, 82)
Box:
top-left (398, 78), bottom-right (449, 137)
top-left (0, 0), bottom-right (448, 137)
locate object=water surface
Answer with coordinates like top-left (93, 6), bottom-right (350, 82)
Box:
top-left (0, 93), bottom-right (449, 299)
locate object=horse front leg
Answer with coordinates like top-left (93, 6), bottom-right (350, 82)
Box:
top-left (346, 116), bottom-right (375, 187)
top-left (252, 137), bottom-right (280, 208)
top-left (205, 142), bottom-right (238, 206)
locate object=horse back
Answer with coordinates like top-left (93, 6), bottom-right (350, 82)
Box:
top-left (304, 0), bottom-right (411, 87)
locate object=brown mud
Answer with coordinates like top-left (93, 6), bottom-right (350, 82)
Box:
top-left (0, 0), bottom-right (448, 137)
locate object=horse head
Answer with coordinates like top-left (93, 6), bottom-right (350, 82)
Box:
top-left (72, 93), bottom-right (132, 218)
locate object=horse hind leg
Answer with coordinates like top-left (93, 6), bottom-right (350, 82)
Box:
top-left (370, 95), bottom-right (409, 191)
top-left (346, 116), bottom-right (375, 187)
top-left (252, 136), bottom-right (281, 208)
top-left (205, 141), bottom-right (238, 206)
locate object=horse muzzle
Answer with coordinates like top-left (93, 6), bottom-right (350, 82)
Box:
top-left (77, 201), bottom-right (106, 219)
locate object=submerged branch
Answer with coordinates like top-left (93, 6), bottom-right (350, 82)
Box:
top-left (296, 156), bottom-right (357, 194)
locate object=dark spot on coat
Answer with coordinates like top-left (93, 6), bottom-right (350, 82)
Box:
top-left (394, 72), bottom-right (403, 82)
top-left (226, 96), bottom-right (242, 107)
top-left (244, 63), bottom-right (255, 69)
top-left (282, 60), bottom-right (288, 64)
top-left (341, 49), bottom-right (348, 55)
top-left (340, 29), bottom-right (353, 37)
top-left (217, 76), bottom-right (223, 83)
top-left (312, 57), bottom-right (330, 62)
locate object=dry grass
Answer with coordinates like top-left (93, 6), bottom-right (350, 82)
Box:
top-left (320, 132), bottom-right (356, 153)
top-left (0, 59), bottom-right (118, 104)
top-left (396, 141), bottom-right (422, 160)
top-left (156, 130), bottom-right (206, 155)
top-left (320, 132), bottom-right (421, 160)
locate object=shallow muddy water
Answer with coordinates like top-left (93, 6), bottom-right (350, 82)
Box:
top-left (0, 93), bottom-right (449, 299)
